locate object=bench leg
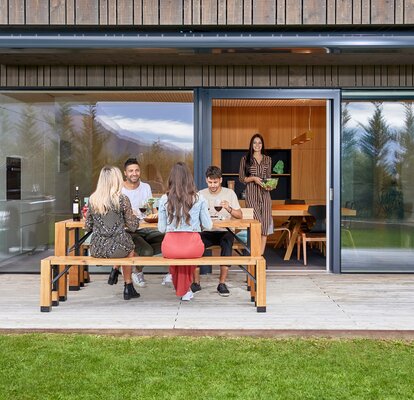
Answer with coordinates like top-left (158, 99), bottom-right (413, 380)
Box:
top-left (246, 265), bottom-right (252, 292)
top-left (52, 265), bottom-right (60, 307)
top-left (69, 266), bottom-right (81, 291)
top-left (40, 259), bottom-right (52, 312)
top-left (255, 258), bottom-right (267, 313)
top-left (249, 264), bottom-right (256, 302)
top-left (79, 265), bottom-right (85, 287)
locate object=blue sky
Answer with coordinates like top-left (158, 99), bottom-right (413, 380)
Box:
top-left (95, 102), bottom-right (194, 149)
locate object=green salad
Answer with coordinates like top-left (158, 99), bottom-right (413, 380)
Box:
top-left (262, 178), bottom-right (278, 190)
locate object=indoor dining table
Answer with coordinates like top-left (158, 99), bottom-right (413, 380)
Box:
top-left (272, 205), bottom-right (356, 261)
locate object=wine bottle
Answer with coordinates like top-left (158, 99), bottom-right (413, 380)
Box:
top-left (72, 186), bottom-right (81, 221)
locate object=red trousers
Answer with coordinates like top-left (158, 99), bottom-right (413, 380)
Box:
top-left (161, 232), bottom-right (204, 296)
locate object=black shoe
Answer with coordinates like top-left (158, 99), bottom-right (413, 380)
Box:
top-left (108, 268), bottom-right (120, 285)
top-left (190, 282), bottom-right (202, 293)
top-left (123, 283), bottom-right (140, 300)
top-left (217, 283), bottom-right (230, 297)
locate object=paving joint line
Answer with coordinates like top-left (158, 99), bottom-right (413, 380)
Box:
top-left (308, 275), bottom-right (360, 328)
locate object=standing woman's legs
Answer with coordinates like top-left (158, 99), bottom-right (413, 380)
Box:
top-left (162, 232), bottom-right (204, 297)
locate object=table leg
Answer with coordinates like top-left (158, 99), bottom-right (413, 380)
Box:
top-left (283, 217), bottom-right (302, 261)
top-left (54, 221), bottom-right (67, 301)
top-left (255, 257), bottom-right (266, 312)
top-left (68, 229), bottom-right (81, 291)
top-left (249, 221), bottom-right (262, 301)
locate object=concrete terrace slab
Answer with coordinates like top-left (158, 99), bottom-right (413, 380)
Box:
top-left (1, 272), bottom-right (414, 337)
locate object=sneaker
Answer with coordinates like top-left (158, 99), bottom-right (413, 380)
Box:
top-left (161, 273), bottom-right (173, 286)
top-left (217, 283), bottom-right (230, 297)
top-left (181, 290), bottom-right (194, 301)
top-left (190, 282), bottom-right (202, 293)
top-left (132, 272), bottom-right (146, 287)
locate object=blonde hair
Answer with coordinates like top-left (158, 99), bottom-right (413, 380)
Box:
top-left (89, 166), bottom-right (124, 215)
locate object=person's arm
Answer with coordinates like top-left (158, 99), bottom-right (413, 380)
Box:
top-left (223, 191), bottom-right (242, 219)
top-left (122, 195), bottom-right (140, 232)
top-left (157, 196), bottom-right (167, 233)
top-left (239, 156), bottom-right (262, 186)
top-left (266, 156), bottom-right (272, 179)
top-left (85, 208), bottom-right (93, 232)
top-left (200, 196), bottom-right (213, 230)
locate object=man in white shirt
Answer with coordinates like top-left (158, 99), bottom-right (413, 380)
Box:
top-left (121, 158), bottom-right (165, 287)
top-left (193, 166), bottom-right (242, 296)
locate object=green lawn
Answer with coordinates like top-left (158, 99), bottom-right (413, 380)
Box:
top-left (341, 227), bottom-right (414, 249)
top-left (0, 335), bottom-right (413, 399)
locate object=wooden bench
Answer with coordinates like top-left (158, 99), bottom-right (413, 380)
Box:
top-left (40, 255), bottom-right (267, 313)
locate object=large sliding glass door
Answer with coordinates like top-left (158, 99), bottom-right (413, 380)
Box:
top-left (341, 92), bottom-right (414, 272)
top-left (196, 89), bottom-right (341, 272)
top-left (0, 91), bottom-right (194, 272)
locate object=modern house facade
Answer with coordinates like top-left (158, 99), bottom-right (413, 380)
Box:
top-left (1, 0), bottom-right (413, 273)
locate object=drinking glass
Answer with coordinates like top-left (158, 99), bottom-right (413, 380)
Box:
top-left (138, 202), bottom-right (147, 218)
top-left (214, 199), bottom-right (223, 218)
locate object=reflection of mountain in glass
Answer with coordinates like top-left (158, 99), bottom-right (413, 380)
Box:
top-left (68, 105), bottom-right (193, 196)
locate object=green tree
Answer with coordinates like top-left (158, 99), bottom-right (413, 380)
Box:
top-left (357, 102), bottom-right (394, 218)
top-left (341, 103), bottom-right (358, 207)
top-left (395, 103), bottom-right (414, 218)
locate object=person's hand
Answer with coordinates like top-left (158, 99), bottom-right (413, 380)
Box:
top-left (253, 176), bottom-right (263, 186)
top-left (221, 200), bottom-right (230, 210)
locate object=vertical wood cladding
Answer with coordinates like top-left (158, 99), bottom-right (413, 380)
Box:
top-left (1, 64), bottom-right (413, 88)
top-left (2, 0), bottom-right (413, 25)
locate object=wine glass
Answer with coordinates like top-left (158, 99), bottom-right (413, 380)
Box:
top-left (138, 202), bottom-right (147, 218)
top-left (214, 199), bottom-right (223, 218)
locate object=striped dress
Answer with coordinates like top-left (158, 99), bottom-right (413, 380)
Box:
top-left (239, 155), bottom-right (274, 236)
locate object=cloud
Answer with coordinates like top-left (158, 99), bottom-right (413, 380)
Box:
top-left (97, 115), bottom-right (194, 149)
top-left (346, 102), bottom-right (408, 131)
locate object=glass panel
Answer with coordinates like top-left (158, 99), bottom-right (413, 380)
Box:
top-left (0, 92), bottom-right (194, 272)
top-left (341, 100), bottom-right (414, 272)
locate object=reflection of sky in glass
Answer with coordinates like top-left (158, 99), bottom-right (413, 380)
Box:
top-left (346, 102), bottom-right (406, 133)
top-left (345, 101), bottom-right (412, 166)
top-left (95, 102), bottom-right (193, 150)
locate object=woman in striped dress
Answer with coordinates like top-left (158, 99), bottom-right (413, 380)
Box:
top-left (239, 133), bottom-right (274, 255)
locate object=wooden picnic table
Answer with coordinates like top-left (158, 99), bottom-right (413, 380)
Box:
top-left (54, 218), bottom-right (262, 301)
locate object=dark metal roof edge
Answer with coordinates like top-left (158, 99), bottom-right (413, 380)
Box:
top-left (1, 32), bottom-right (414, 48)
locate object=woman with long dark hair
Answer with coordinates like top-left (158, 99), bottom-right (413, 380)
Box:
top-left (239, 133), bottom-right (273, 254)
top-left (158, 162), bottom-right (212, 301)
top-left (85, 166), bottom-right (141, 300)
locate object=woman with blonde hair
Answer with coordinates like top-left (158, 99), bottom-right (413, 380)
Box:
top-left (158, 162), bottom-right (212, 301)
top-left (85, 166), bottom-right (140, 300)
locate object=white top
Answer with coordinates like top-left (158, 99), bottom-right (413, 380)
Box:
top-left (122, 182), bottom-right (152, 217)
top-left (199, 187), bottom-right (241, 231)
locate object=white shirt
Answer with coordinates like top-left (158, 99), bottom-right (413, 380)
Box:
top-left (199, 187), bottom-right (241, 231)
top-left (122, 182), bottom-right (152, 216)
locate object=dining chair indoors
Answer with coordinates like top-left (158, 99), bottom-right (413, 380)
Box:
top-left (273, 199), bottom-right (306, 248)
top-left (298, 205), bottom-right (326, 266)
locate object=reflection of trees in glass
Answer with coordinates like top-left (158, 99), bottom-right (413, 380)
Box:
top-left (357, 102), bottom-right (395, 218)
top-left (15, 105), bottom-right (47, 197)
top-left (140, 139), bottom-right (194, 194)
top-left (72, 105), bottom-right (129, 196)
top-left (341, 104), bottom-right (358, 206)
top-left (396, 103), bottom-right (414, 218)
